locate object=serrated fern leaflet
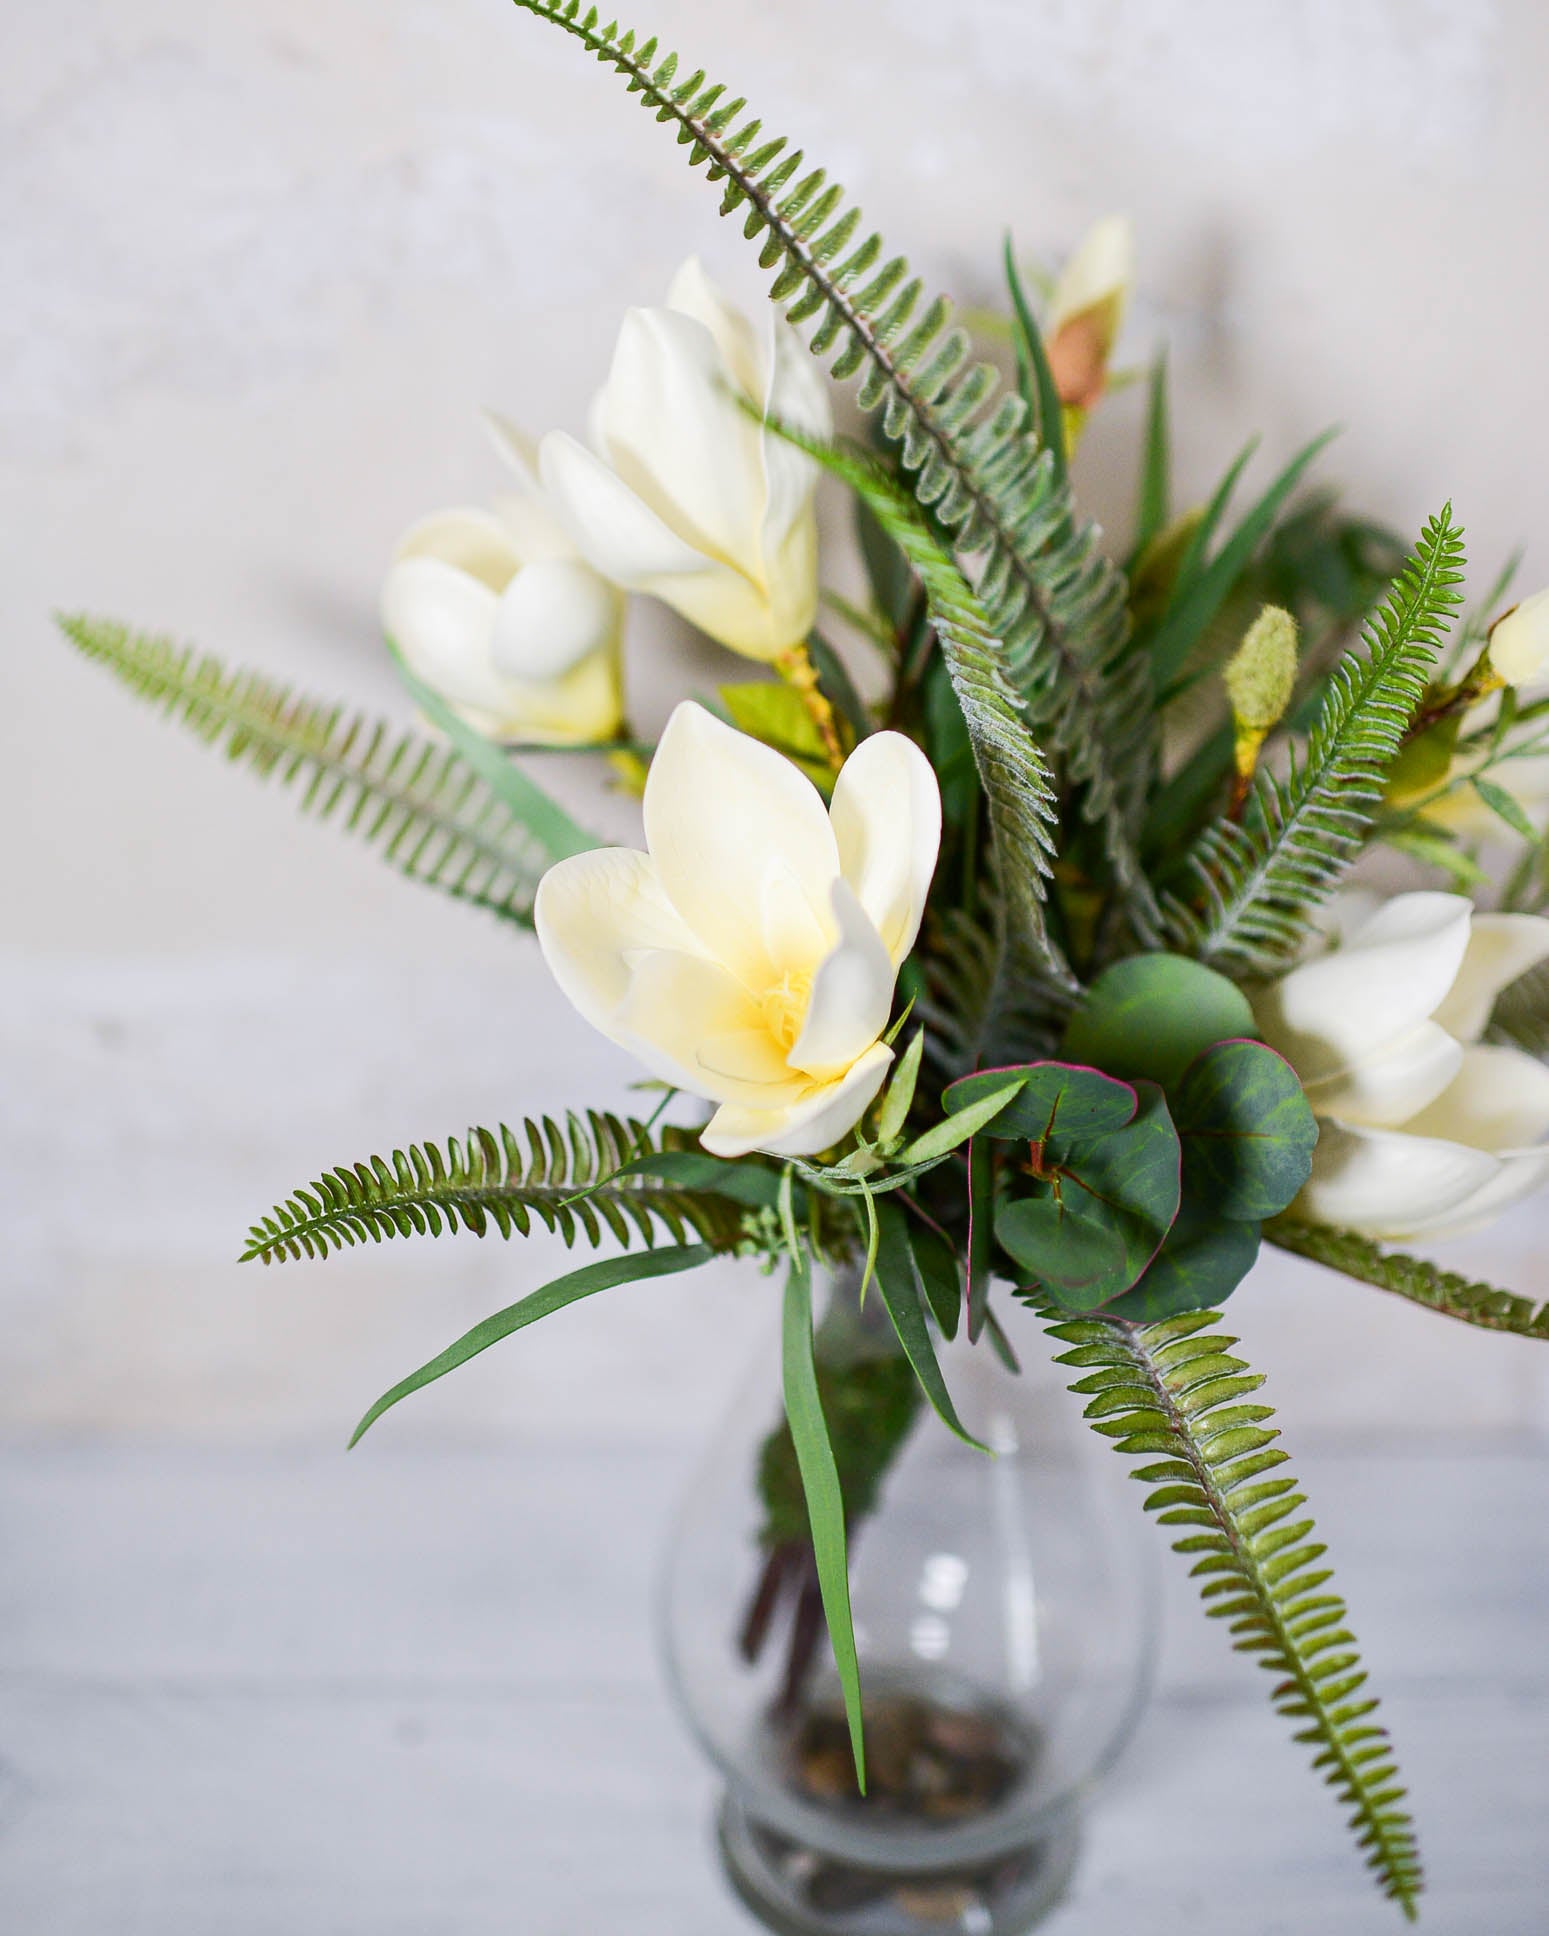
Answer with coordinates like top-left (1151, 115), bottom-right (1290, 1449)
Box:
top-left (1270, 1218), bottom-right (1549, 1339)
top-left (59, 616), bottom-right (591, 926)
top-left (242, 1112), bottom-right (748, 1263)
top-left (510, 0), bottom-right (1155, 924)
top-left (1166, 508), bottom-right (1464, 970)
top-left (1041, 1303), bottom-right (1423, 1918)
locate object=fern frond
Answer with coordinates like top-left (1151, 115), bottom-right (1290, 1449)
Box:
top-left (59, 616), bottom-right (589, 925)
top-left (1270, 1217), bottom-right (1549, 1339)
top-left (917, 906), bottom-right (1068, 1076)
top-left (1041, 1303), bottom-right (1423, 1917)
top-left (783, 432), bottom-right (1073, 990)
top-left (509, 0), bottom-right (1155, 923)
top-left (1167, 508), bottom-right (1464, 971)
top-left (241, 1113), bottom-right (751, 1264)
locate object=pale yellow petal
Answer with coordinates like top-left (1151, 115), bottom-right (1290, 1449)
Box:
top-left (1400, 1043), bottom-right (1549, 1151)
top-left (490, 559), bottom-right (621, 684)
top-left (701, 1043), bottom-right (894, 1159)
top-left (829, 731), bottom-right (942, 968)
top-left (1297, 1120), bottom-right (1499, 1241)
top-left (1431, 912), bottom-right (1549, 1042)
top-left (534, 848), bottom-right (701, 1046)
top-left (789, 881), bottom-right (896, 1081)
top-left (1301, 1022), bottom-right (1462, 1129)
top-left (391, 507), bottom-right (521, 593)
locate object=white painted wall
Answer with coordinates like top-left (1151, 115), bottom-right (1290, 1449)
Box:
top-left (4, 0), bottom-right (1548, 1443)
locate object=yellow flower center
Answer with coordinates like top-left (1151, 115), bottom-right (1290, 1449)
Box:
top-left (760, 968), bottom-right (813, 1057)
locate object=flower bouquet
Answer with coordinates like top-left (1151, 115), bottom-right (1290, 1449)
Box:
top-left (59, 3), bottom-right (1549, 1923)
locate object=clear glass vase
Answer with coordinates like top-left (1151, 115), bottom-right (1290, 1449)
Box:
top-left (658, 1269), bottom-right (1160, 1936)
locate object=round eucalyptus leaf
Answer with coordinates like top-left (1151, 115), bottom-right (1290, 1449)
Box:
top-left (995, 1196), bottom-right (1128, 1310)
top-left (1175, 1038), bottom-right (1319, 1220)
top-left (1060, 953), bottom-right (1257, 1090)
top-left (945, 1060), bottom-right (1137, 1143)
top-left (1104, 1204), bottom-right (1263, 1322)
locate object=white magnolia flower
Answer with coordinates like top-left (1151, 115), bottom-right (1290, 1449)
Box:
top-left (381, 422), bottom-right (624, 745)
top-left (1046, 214), bottom-right (1133, 417)
top-left (539, 258), bottom-right (832, 664)
top-left (535, 702), bottom-right (940, 1158)
top-left (1489, 587), bottom-right (1549, 688)
top-left (1255, 891), bottom-right (1549, 1241)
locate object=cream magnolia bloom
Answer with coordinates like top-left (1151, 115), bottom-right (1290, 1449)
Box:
top-left (381, 423), bottom-right (624, 744)
top-left (539, 259), bottom-right (832, 663)
top-left (1256, 891), bottom-right (1549, 1241)
top-left (535, 702), bottom-right (941, 1158)
top-left (1046, 214), bottom-right (1133, 417)
top-left (1489, 588), bottom-right (1549, 688)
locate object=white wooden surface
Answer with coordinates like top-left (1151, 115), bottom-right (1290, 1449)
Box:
top-left (1, 1440), bottom-right (1545, 1933)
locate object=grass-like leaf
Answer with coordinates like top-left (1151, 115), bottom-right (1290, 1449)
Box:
top-left (509, 0), bottom-right (1155, 921)
top-left (1168, 506), bottom-right (1464, 971)
top-left (782, 1248), bottom-right (867, 1788)
top-left (241, 1113), bottom-right (750, 1263)
top-left (872, 1200), bottom-right (986, 1450)
top-left (59, 615), bottom-right (592, 925)
top-left (349, 1242), bottom-right (715, 1445)
top-left (1041, 1303), bottom-right (1423, 1918)
top-left (1269, 1217), bottom-right (1549, 1339)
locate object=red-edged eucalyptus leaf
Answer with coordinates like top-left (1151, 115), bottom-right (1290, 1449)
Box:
top-left (904, 1075), bottom-right (1027, 1162)
top-left (782, 1248), bottom-right (866, 1790)
top-left (908, 1220), bottom-right (962, 1340)
top-left (1174, 1039), bottom-right (1319, 1220)
top-left (966, 1137), bottom-right (996, 1342)
top-left (945, 1060), bottom-right (1137, 1143)
top-left (349, 1243), bottom-right (715, 1446)
top-left (1059, 953), bottom-right (1256, 1091)
top-left (994, 1080), bottom-right (1183, 1313)
top-left (873, 1201), bottom-right (988, 1451)
top-left (1103, 1203), bottom-right (1262, 1321)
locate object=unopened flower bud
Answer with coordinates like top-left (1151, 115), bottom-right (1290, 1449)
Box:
top-left (1489, 588), bottom-right (1549, 688)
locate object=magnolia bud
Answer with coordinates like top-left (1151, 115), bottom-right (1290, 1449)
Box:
top-left (1489, 589), bottom-right (1549, 688)
top-left (1226, 606), bottom-right (1298, 734)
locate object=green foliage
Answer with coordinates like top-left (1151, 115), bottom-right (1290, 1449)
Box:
top-left (1169, 507), bottom-right (1465, 971)
top-left (1172, 1040), bottom-right (1318, 1222)
top-left (871, 1200), bottom-right (986, 1449)
top-left (510, 0), bottom-right (1156, 920)
top-left (1132, 351), bottom-right (1171, 564)
top-left (1042, 1305), bottom-right (1423, 1917)
top-left (781, 1249), bottom-right (867, 1786)
top-left (241, 1113), bottom-right (750, 1264)
top-left (766, 427), bottom-right (1072, 991)
top-left (1488, 958), bottom-right (1549, 1056)
top-left (916, 904), bottom-right (1068, 1077)
top-left (1269, 1218), bottom-right (1549, 1339)
top-left (1060, 953), bottom-right (1256, 1089)
top-left (60, 615), bottom-right (582, 926)
top-left (1003, 236), bottom-right (1067, 487)
top-left (349, 1242), bottom-right (715, 1445)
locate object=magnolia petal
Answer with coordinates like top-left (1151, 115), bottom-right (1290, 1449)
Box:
top-left (490, 558), bottom-right (621, 685)
top-left (758, 315), bottom-right (830, 583)
top-left (534, 848), bottom-right (703, 1045)
top-left (598, 305), bottom-right (765, 573)
top-left (702, 1042), bottom-right (894, 1159)
top-left (790, 880), bottom-right (896, 1081)
top-left (1048, 214), bottom-right (1133, 346)
top-left (643, 702), bottom-right (840, 988)
top-left (1301, 1021), bottom-right (1462, 1129)
top-left (381, 557), bottom-right (514, 715)
top-left (665, 257), bottom-right (765, 402)
top-left (1401, 1043), bottom-right (1549, 1152)
top-left (1297, 1120), bottom-right (1500, 1241)
top-left (493, 488), bottom-right (579, 567)
top-left (1431, 912), bottom-right (1549, 1042)
top-left (829, 731), bottom-right (942, 968)
top-left (481, 648), bottom-right (624, 747)
top-left (1401, 1145), bottom-right (1549, 1242)
top-left (1489, 588), bottom-right (1549, 688)
top-left (1256, 891), bottom-right (1473, 1083)
top-left (391, 507), bottom-right (522, 594)
top-left (616, 948), bottom-right (798, 1105)
top-left (539, 431), bottom-right (715, 587)
top-left (481, 411), bottom-right (542, 489)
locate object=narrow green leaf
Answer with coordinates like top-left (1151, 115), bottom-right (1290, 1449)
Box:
top-left (966, 1136), bottom-right (996, 1342)
top-left (807, 629), bottom-right (874, 744)
top-left (1471, 775), bottom-right (1537, 841)
top-left (781, 1250), bottom-right (867, 1789)
top-left (1132, 350), bottom-right (1171, 562)
top-left (387, 638), bottom-right (597, 861)
top-left (1003, 234), bottom-right (1067, 486)
top-left (908, 1220), bottom-right (962, 1340)
top-left (904, 1076), bottom-right (1027, 1161)
top-left (874, 1028), bottom-right (926, 1150)
top-left (349, 1243), bottom-right (714, 1445)
top-left (873, 1202), bottom-right (988, 1450)
top-left (1150, 429), bottom-right (1338, 691)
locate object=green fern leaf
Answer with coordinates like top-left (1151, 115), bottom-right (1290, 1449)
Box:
top-left (241, 1112), bottom-right (749, 1263)
top-left (1269, 1217), bottom-right (1549, 1338)
top-left (782, 432), bottom-right (1073, 992)
top-left (58, 615), bottom-right (594, 925)
top-left (1167, 507), bottom-right (1464, 971)
top-left (916, 905), bottom-right (1068, 1076)
top-left (508, 0), bottom-right (1155, 925)
top-left (1040, 1302), bottom-right (1423, 1918)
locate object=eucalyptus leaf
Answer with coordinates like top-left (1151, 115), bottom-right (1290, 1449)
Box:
top-left (1173, 1039), bottom-right (1318, 1220)
top-left (1104, 1202), bottom-right (1262, 1321)
top-left (782, 1249), bottom-right (867, 1789)
top-left (1060, 953), bottom-right (1257, 1090)
top-left (946, 1060), bottom-right (1137, 1143)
